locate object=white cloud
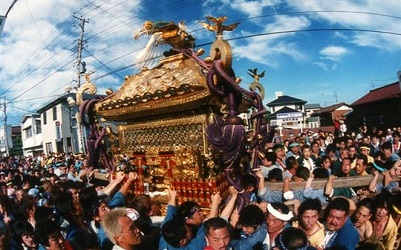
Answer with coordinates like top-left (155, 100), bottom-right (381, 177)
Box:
top-left (0, 0), bottom-right (145, 122)
top-left (227, 0), bottom-right (280, 17)
top-left (287, 0), bottom-right (401, 50)
top-left (333, 31), bottom-right (348, 40)
top-left (313, 62), bottom-right (329, 71)
top-left (1, 0), bottom-right (400, 123)
top-left (231, 15), bottom-right (311, 67)
top-left (319, 46), bottom-right (349, 62)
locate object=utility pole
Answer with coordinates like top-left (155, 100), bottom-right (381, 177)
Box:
top-left (73, 16), bottom-right (88, 89)
top-left (72, 16), bottom-right (88, 154)
top-left (2, 97), bottom-right (9, 157)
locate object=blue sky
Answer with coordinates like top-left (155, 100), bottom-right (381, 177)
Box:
top-left (1, 0), bottom-right (401, 125)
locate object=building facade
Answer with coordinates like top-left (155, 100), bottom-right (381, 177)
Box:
top-left (348, 81), bottom-right (401, 130)
top-left (36, 93), bottom-right (82, 154)
top-left (312, 102), bottom-right (353, 127)
top-left (21, 114), bottom-right (43, 156)
top-left (266, 92), bottom-right (307, 133)
top-left (0, 125), bottom-right (22, 157)
top-left (0, 125), bottom-right (12, 156)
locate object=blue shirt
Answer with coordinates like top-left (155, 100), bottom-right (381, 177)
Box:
top-left (98, 192), bottom-right (126, 250)
top-left (159, 205), bottom-right (206, 250)
top-left (303, 187), bottom-right (328, 204)
top-left (231, 222), bottom-right (268, 250)
top-left (258, 187), bottom-right (283, 203)
top-left (325, 218), bottom-right (359, 250)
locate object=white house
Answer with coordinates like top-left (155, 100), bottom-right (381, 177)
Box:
top-left (305, 104), bottom-right (321, 119)
top-left (36, 93), bottom-right (82, 154)
top-left (0, 125), bottom-right (12, 156)
top-left (34, 92), bottom-right (107, 154)
top-left (20, 113), bottom-right (43, 156)
top-left (305, 104), bottom-right (321, 128)
top-left (266, 92), bottom-right (307, 132)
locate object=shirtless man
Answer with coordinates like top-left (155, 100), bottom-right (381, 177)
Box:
top-left (367, 192), bottom-right (397, 249)
top-left (351, 198), bottom-right (374, 243)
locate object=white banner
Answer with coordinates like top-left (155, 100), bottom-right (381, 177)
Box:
top-left (277, 112), bottom-right (303, 119)
top-left (0, 16), bottom-right (6, 40)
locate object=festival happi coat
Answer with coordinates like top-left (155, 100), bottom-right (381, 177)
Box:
top-left (77, 16), bottom-right (273, 209)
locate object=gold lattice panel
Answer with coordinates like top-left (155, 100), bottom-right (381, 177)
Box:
top-left (119, 114), bottom-right (208, 154)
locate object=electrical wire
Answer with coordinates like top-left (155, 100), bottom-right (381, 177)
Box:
top-left (215, 28), bottom-right (401, 44)
top-left (8, 57), bottom-right (76, 104)
top-left (3, 2), bottom-right (401, 120)
top-left (83, 48), bottom-right (124, 80)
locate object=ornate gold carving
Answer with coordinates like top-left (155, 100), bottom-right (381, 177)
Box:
top-left (96, 90), bottom-right (211, 119)
top-left (119, 114), bottom-right (208, 155)
top-left (210, 39), bottom-right (232, 71)
top-left (248, 68), bottom-right (266, 100)
top-left (134, 20), bottom-right (195, 49)
top-left (95, 56), bottom-right (210, 118)
top-left (145, 147), bottom-right (161, 165)
top-left (76, 75), bottom-right (97, 106)
top-left (199, 16), bottom-right (240, 39)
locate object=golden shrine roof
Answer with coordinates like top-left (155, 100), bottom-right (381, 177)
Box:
top-left (95, 53), bottom-right (212, 120)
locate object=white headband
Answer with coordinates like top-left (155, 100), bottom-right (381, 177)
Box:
top-left (126, 208), bottom-right (139, 221)
top-left (267, 203), bottom-right (293, 221)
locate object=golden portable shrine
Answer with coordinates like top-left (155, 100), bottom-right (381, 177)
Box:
top-left (77, 16), bottom-right (272, 209)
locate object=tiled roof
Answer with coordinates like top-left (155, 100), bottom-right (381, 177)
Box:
top-left (352, 82), bottom-right (400, 106)
top-left (270, 106), bottom-right (300, 116)
top-left (11, 126), bottom-right (21, 134)
top-left (317, 102), bottom-right (349, 114)
top-left (266, 95), bottom-right (306, 107)
top-left (305, 103), bottom-right (321, 109)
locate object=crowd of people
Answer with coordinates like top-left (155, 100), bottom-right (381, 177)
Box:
top-left (0, 125), bottom-right (400, 249)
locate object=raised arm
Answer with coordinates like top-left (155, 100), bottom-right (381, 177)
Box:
top-left (168, 188), bottom-right (177, 207)
top-left (220, 186), bottom-right (238, 220)
top-left (230, 208), bottom-right (239, 228)
top-left (254, 168), bottom-right (266, 194)
top-left (98, 171), bottom-right (125, 195)
top-left (207, 192), bottom-right (222, 219)
top-left (368, 170), bottom-right (380, 192)
top-left (304, 174), bottom-right (314, 190)
top-left (383, 170), bottom-right (392, 188)
top-left (324, 175), bottom-right (336, 197)
top-left (119, 172), bottom-right (138, 197)
top-left (163, 189), bottom-right (178, 225)
top-left (283, 176), bottom-right (291, 194)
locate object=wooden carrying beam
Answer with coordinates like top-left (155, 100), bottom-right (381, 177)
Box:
top-left (265, 175), bottom-right (399, 191)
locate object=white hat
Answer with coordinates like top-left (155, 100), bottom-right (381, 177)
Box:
top-left (28, 188), bottom-right (40, 197)
top-left (126, 208), bottom-right (139, 221)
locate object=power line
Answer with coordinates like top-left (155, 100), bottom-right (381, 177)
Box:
top-left (8, 57), bottom-right (76, 104)
top-left (0, 49), bottom-right (75, 97)
top-left (4, 0), bottom-right (18, 17)
top-left (234, 10), bottom-right (401, 23)
top-left (92, 27), bottom-right (401, 82)
top-left (83, 48), bottom-right (124, 80)
top-left (198, 28), bottom-right (401, 47)
top-left (4, 3), bottom-right (401, 109)
top-left (9, 94), bottom-right (62, 104)
top-left (1, 0), bottom-right (128, 97)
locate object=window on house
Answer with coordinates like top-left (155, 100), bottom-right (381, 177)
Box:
top-left (53, 106), bottom-right (57, 121)
top-left (43, 111), bottom-right (47, 125)
top-left (46, 142), bottom-right (53, 154)
top-left (25, 128), bottom-right (32, 138)
top-left (35, 119), bottom-right (42, 134)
